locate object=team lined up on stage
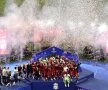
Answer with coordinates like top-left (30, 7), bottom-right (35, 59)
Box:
top-left (0, 55), bottom-right (80, 87)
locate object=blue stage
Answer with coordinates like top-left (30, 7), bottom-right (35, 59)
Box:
top-left (25, 68), bottom-right (94, 90)
top-left (0, 68), bottom-right (94, 90)
top-left (2, 61), bottom-right (108, 90)
top-left (1, 61), bottom-right (108, 90)
top-left (1, 63), bottom-right (108, 90)
top-left (0, 82), bottom-right (31, 90)
top-left (1, 47), bottom-right (108, 90)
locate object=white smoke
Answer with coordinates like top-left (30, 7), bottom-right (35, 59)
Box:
top-left (0, 0), bottom-right (108, 54)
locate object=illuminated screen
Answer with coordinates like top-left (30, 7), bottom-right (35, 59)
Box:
top-left (0, 29), bottom-right (8, 55)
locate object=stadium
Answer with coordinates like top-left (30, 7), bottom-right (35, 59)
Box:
top-left (0, 0), bottom-right (108, 90)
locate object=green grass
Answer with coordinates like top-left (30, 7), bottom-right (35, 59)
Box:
top-left (0, 0), bottom-right (25, 16)
top-left (14, 0), bottom-right (25, 7)
top-left (37, 0), bottom-right (45, 9)
top-left (0, 0), bottom-right (46, 16)
top-left (0, 0), bottom-right (6, 16)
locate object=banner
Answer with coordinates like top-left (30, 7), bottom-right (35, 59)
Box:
top-left (32, 46), bottom-right (78, 63)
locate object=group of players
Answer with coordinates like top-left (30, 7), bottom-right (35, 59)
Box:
top-left (0, 55), bottom-right (80, 87)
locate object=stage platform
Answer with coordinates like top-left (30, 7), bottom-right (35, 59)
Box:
top-left (0, 81), bottom-right (31, 90)
top-left (77, 78), bottom-right (108, 90)
top-left (77, 68), bottom-right (94, 84)
top-left (0, 68), bottom-right (94, 90)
